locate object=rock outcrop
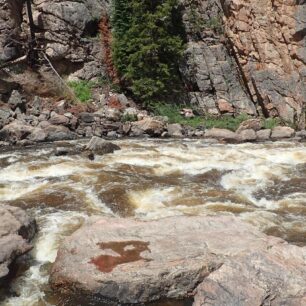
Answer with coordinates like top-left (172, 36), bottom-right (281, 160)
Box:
top-left (221, 0), bottom-right (306, 127)
top-left (1, 0), bottom-right (306, 137)
top-left (0, 205), bottom-right (36, 283)
top-left (50, 215), bottom-right (306, 305)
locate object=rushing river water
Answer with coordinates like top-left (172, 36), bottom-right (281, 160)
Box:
top-left (0, 139), bottom-right (306, 305)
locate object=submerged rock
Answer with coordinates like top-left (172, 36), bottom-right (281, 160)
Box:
top-left (50, 215), bottom-right (306, 305)
top-left (0, 205), bottom-right (36, 283)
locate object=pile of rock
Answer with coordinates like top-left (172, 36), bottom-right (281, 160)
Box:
top-left (50, 215), bottom-right (306, 305)
top-left (0, 90), bottom-right (304, 146)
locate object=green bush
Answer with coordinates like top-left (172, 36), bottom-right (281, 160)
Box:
top-left (263, 118), bottom-right (281, 129)
top-left (122, 113), bottom-right (138, 122)
top-left (67, 80), bottom-right (94, 103)
top-left (111, 0), bottom-right (186, 105)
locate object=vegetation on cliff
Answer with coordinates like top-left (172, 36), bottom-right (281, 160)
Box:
top-left (111, 0), bottom-right (186, 106)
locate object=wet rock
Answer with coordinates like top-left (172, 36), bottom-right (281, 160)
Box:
top-left (0, 205), bottom-right (36, 283)
top-left (236, 119), bottom-right (262, 133)
top-left (238, 129), bottom-right (257, 142)
top-left (271, 126), bottom-right (295, 139)
top-left (205, 128), bottom-right (239, 142)
top-left (85, 136), bottom-right (120, 155)
top-left (256, 129), bottom-right (271, 141)
top-left (167, 124), bottom-right (184, 138)
top-left (50, 215), bottom-right (306, 305)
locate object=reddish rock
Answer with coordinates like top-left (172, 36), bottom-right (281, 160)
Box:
top-left (236, 119), bottom-right (263, 133)
top-left (217, 99), bottom-right (234, 114)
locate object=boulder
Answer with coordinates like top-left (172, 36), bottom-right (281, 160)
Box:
top-left (0, 205), bottom-right (36, 283)
top-left (85, 136), bottom-right (120, 155)
top-left (49, 112), bottom-right (70, 126)
top-left (256, 129), bottom-right (271, 141)
top-left (131, 118), bottom-right (165, 136)
top-left (0, 120), bottom-right (34, 143)
top-left (238, 129), bottom-right (257, 142)
top-left (80, 112), bottom-right (95, 124)
top-left (45, 125), bottom-right (77, 142)
top-left (7, 90), bottom-right (25, 111)
top-left (104, 108), bottom-right (122, 122)
top-left (50, 215), bottom-right (306, 305)
top-left (205, 128), bottom-right (239, 142)
top-left (296, 130), bottom-right (306, 139)
top-left (271, 126), bottom-right (295, 139)
top-left (167, 123), bottom-right (184, 138)
top-left (236, 119), bottom-right (263, 133)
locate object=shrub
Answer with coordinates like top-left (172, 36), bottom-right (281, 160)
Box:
top-left (67, 80), bottom-right (93, 103)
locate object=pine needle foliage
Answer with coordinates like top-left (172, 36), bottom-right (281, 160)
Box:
top-left (111, 0), bottom-right (186, 106)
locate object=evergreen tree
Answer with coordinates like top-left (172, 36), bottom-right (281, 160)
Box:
top-left (111, 0), bottom-right (185, 106)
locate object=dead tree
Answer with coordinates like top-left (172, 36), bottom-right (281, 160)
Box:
top-left (25, 0), bottom-right (38, 67)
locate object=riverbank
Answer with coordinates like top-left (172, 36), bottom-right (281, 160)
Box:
top-left (1, 91), bottom-right (305, 147)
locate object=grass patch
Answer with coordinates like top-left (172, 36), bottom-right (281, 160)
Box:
top-left (152, 103), bottom-right (249, 131)
top-left (67, 80), bottom-right (94, 103)
top-left (263, 118), bottom-right (281, 130)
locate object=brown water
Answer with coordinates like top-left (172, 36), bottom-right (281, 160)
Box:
top-left (0, 139), bottom-right (306, 306)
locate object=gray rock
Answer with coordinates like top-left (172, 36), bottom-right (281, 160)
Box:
top-left (238, 129), bottom-right (257, 142)
top-left (205, 128), bottom-right (239, 141)
top-left (0, 205), bottom-right (36, 282)
top-left (271, 126), bottom-right (295, 139)
top-left (296, 130), bottom-right (306, 139)
top-left (0, 120), bottom-right (34, 142)
top-left (45, 125), bottom-right (77, 142)
top-left (256, 129), bottom-right (271, 141)
top-left (50, 215), bottom-right (306, 305)
top-left (80, 112), bottom-right (95, 124)
top-left (167, 124), bottom-right (184, 138)
top-left (7, 90), bottom-right (25, 111)
top-left (105, 108), bottom-right (122, 122)
top-left (85, 136), bottom-right (121, 155)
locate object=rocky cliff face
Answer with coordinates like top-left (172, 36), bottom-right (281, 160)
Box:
top-left (221, 0), bottom-right (306, 126)
top-left (0, 0), bottom-right (306, 126)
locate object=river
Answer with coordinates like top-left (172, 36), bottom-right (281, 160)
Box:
top-left (0, 139), bottom-right (306, 305)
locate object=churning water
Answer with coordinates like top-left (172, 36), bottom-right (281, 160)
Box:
top-left (0, 139), bottom-right (306, 305)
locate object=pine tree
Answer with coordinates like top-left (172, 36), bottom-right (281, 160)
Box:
top-left (111, 0), bottom-right (185, 106)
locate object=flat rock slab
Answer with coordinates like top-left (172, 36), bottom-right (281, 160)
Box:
top-left (50, 216), bottom-right (306, 305)
top-left (0, 205), bottom-right (36, 282)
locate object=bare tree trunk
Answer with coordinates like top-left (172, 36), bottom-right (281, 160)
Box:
top-left (25, 0), bottom-right (38, 67)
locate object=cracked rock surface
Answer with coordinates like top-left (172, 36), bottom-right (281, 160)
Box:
top-left (50, 215), bottom-right (306, 305)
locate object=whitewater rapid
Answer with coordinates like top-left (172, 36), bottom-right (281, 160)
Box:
top-left (0, 139), bottom-right (305, 305)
